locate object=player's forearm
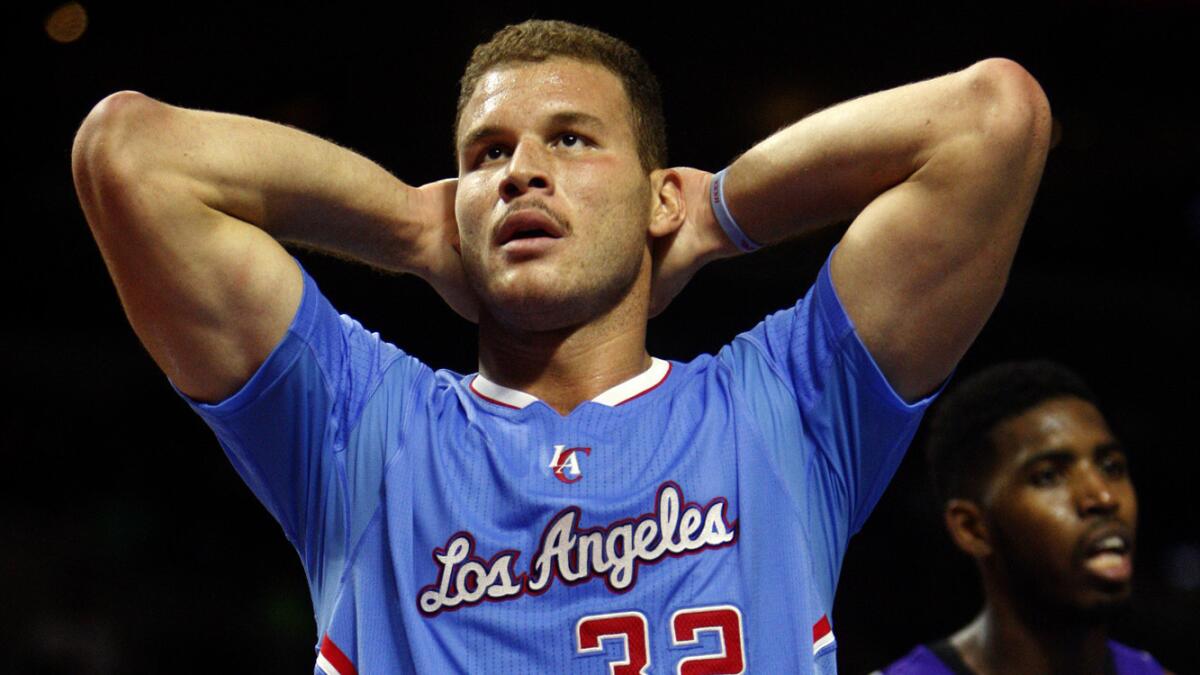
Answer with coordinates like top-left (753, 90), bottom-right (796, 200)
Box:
top-left (724, 59), bottom-right (1051, 244)
top-left (72, 91), bottom-right (428, 274)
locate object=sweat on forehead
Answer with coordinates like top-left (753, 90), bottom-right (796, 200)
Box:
top-left (453, 19), bottom-right (668, 171)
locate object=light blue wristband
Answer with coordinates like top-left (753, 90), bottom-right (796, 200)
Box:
top-left (710, 167), bottom-right (762, 253)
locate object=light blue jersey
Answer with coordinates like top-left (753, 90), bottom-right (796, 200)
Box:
top-left (184, 254), bottom-right (938, 674)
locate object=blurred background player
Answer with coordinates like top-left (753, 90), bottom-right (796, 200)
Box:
top-left (878, 361), bottom-right (1172, 674)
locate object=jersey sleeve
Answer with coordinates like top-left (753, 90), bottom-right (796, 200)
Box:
top-left (718, 250), bottom-right (943, 599)
top-left (175, 260), bottom-right (427, 627)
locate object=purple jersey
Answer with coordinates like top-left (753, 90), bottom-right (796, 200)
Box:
top-left (879, 639), bottom-right (1166, 674)
top-left (182, 253), bottom-right (937, 674)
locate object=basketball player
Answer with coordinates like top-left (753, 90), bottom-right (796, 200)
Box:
top-left (879, 361), bottom-right (1171, 674)
top-left (72, 20), bottom-right (1050, 674)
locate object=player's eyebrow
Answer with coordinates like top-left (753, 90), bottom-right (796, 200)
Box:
top-left (1092, 440), bottom-right (1127, 459)
top-left (459, 125), bottom-right (505, 154)
top-left (546, 110), bottom-right (606, 131)
top-left (1018, 449), bottom-right (1076, 470)
top-left (1018, 441), bottom-right (1126, 470)
top-left (459, 110), bottom-right (608, 153)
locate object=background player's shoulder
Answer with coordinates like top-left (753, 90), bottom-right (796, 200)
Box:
top-left (1109, 640), bottom-right (1169, 675)
top-left (874, 643), bottom-right (961, 675)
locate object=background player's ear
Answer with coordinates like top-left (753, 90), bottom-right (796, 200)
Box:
top-left (944, 499), bottom-right (993, 558)
top-left (648, 168), bottom-right (685, 237)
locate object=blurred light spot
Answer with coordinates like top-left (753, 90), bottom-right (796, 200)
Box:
top-left (45, 2), bottom-right (88, 44)
top-left (1164, 542), bottom-right (1200, 591)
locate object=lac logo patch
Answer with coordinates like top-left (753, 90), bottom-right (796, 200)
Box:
top-left (549, 445), bottom-right (591, 484)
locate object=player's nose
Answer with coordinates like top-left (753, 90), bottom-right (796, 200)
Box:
top-left (500, 140), bottom-right (553, 201)
top-left (1075, 464), bottom-right (1119, 517)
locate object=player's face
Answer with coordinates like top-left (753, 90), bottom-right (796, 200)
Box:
top-left (454, 58), bottom-right (653, 330)
top-left (982, 397), bottom-right (1137, 614)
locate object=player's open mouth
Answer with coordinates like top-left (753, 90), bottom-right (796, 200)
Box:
top-left (496, 209), bottom-right (565, 247)
top-left (1080, 530), bottom-right (1133, 584)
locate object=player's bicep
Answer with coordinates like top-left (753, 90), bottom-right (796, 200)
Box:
top-left (831, 75), bottom-right (1051, 401)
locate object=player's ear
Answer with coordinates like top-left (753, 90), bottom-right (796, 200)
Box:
top-left (944, 499), bottom-right (993, 558)
top-left (648, 168), bottom-right (685, 238)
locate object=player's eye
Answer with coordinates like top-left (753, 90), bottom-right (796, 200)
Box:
top-left (554, 133), bottom-right (587, 150)
top-left (469, 145), bottom-right (511, 170)
top-left (1029, 464), bottom-right (1062, 488)
top-left (1100, 455), bottom-right (1128, 479)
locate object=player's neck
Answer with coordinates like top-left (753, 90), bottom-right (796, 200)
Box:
top-left (954, 596), bottom-right (1110, 675)
top-left (476, 294), bottom-right (651, 416)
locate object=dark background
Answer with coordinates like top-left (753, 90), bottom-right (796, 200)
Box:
top-left (4, 1), bottom-right (1197, 672)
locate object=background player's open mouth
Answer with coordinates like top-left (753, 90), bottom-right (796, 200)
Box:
top-left (1082, 534), bottom-right (1132, 583)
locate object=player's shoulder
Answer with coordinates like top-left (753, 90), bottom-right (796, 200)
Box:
top-left (873, 640), bottom-right (966, 675)
top-left (292, 261), bottom-right (449, 400)
top-left (661, 349), bottom-right (754, 401)
top-left (1108, 640), bottom-right (1170, 675)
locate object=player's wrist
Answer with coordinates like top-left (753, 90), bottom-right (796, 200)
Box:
top-left (710, 167), bottom-right (762, 254)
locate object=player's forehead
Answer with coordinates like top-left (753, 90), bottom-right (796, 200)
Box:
top-left (980, 397), bottom-right (1123, 505)
top-left (456, 58), bottom-right (634, 149)
top-left (990, 397), bottom-right (1115, 464)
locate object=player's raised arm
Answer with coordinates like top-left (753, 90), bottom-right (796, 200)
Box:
top-left (72, 92), bottom-right (474, 403)
top-left (719, 59), bottom-right (1051, 401)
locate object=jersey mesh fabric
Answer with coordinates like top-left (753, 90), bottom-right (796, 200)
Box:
top-left (183, 253), bottom-right (938, 674)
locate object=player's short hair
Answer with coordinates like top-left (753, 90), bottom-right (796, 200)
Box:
top-left (456, 20), bottom-right (667, 172)
top-left (926, 360), bottom-right (1099, 506)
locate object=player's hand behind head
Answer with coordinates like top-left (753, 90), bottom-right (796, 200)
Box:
top-left (414, 178), bottom-right (480, 323)
top-left (649, 167), bottom-right (741, 317)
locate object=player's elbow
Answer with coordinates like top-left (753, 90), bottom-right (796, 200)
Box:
top-left (74, 91), bottom-right (158, 183)
top-left (73, 92), bottom-right (175, 229)
top-left (961, 58), bottom-right (1053, 163)
top-left (72, 91), bottom-right (170, 192)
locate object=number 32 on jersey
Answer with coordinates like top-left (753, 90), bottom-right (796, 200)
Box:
top-left (575, 605), bottom-right (745, 674)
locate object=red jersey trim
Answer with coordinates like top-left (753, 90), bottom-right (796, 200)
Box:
top-left (316, 634), bottom-right (357, 675)
top-left (812, 614), bottom-right (835, 655)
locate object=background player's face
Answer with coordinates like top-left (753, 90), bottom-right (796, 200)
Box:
top-left (981, 397), bottom-right (1138, 615)
top-left (454, 58), bottom-right (654, 330)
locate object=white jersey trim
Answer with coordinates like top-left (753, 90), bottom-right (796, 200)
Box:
top-left (470, 357), bottom-right (670, 409)
top-left (469, 375), bottom-right (540, 409)
top-left (813, 630), bottom-right (836, 655)
top-left (315, 653), bottom-right (342, 675)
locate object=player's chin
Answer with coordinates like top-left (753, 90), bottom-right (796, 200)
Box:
top-left (1076, 591), bottom-right (1133, 623)
top-left (484, 280), bottom-right (592, 330)
top-left (1088, 574), bottom-right (1134, 603)
top-left (1058, 579), bottom-right (1134, 623)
